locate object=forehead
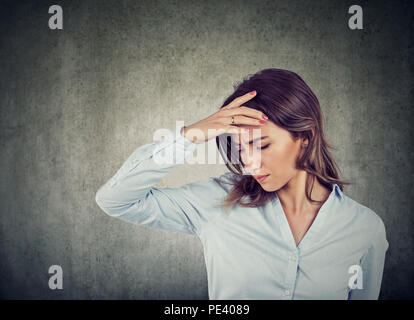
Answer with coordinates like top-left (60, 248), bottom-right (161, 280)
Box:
top-left (231, 127), bottom-right (269, 145)
top-left (231, 122), bottom-right (291, 143)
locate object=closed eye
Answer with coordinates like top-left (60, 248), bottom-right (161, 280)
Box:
top-left (239, 144), bottom-right (270, 152)
top-left (260, 144), bottom-right (270, 150)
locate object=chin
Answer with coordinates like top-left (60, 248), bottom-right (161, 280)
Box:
top-left (261, 186), bottom-right (274, 192)
top-left (260, 179), bottom-right (285, 192)
top-left (259, 182), bottom-right (278, 192)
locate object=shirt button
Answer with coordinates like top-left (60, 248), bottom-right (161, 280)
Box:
top-left (285, 289), bottom-right (290, 296)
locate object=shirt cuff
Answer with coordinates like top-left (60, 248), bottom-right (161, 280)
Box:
top-left (174, 125), bottom-right (199, 153)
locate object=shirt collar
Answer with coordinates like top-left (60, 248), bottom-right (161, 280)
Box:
top-left (271, 183), bottom-right (344, 205)
top-left (332, 183), bottom-right (344, 201)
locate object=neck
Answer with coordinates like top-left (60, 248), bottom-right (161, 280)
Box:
top-left (276, 171), bottom-right (330, 216)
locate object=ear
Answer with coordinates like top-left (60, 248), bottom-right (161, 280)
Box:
top-left (301, 129), bottom-right (314, 148)
top-left (301, 137), bottom-right (309, 148)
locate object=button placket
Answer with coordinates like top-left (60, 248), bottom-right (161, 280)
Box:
top-left (283, 251), bottom-right (299, 299)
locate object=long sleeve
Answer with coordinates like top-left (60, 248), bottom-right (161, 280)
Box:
top-left (348, 217), bottom-right (389, 300)
top-left (95, 125), bottom-right (220, 236)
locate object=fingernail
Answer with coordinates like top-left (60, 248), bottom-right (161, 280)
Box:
top-left (262, 114), bottom-right (268, 120)
top-left (259, 120), bottom-right (266, 124)
top-left (249, 91), bottom-right (256, 95)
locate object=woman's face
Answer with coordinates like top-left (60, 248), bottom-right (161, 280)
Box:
top-left (235, 121), bottom-right (307, 192)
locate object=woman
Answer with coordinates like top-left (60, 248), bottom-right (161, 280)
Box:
top-left (95, 68), bottom-right (388, 300)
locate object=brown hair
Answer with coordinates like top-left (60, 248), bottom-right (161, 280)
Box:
top-left (215, 68), bottom-right (351, 213)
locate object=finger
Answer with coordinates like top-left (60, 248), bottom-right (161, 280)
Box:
top-left (221, 106), bottom-right (268, 121)
top-left (227, 115), bottom-right (266, 127)
top-left (222, 90), bottom-right (257, 110)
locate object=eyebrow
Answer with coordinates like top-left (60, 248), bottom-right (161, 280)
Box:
top-left (235, 136), bottom-right (269, 145)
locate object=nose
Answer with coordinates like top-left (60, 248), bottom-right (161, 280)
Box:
top-left (241, 149), bottom-right (262, 175)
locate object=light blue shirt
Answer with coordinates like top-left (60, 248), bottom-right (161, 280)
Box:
top-left (95, 126), bottom-right (389, 300)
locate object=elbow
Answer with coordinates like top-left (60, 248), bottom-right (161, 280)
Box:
top-left (95, 185), bottom-right (132, 218)
top-left (95, 188), bottom-right (106, 212)
top-left (95, 188), bottom-right (103, 209)
top-left (95, 186), bottom-right (114, 217)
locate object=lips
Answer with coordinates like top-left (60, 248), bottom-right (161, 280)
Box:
top-left (253, 174), bottom-right (270, 183)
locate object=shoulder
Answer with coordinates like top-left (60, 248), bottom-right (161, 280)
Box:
top-left (342, 195), bottom-right (384, 225)
top-left (339, 193), bottom-right (388, 246)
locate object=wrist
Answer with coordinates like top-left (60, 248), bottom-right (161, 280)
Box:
top-left (181, 125), bottom-right (200, 144)
top-left (180, 125), bottom-right (194, 143)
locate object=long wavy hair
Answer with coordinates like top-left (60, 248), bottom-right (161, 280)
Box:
top-left (215, 68), bottom-right (351, 213)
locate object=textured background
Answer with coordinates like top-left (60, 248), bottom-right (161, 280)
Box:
top-left (0, 0), bottom-right (413, 299)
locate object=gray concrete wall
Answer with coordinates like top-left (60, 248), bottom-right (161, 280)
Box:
top-left (0, 0), bottom-right (413, 299)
